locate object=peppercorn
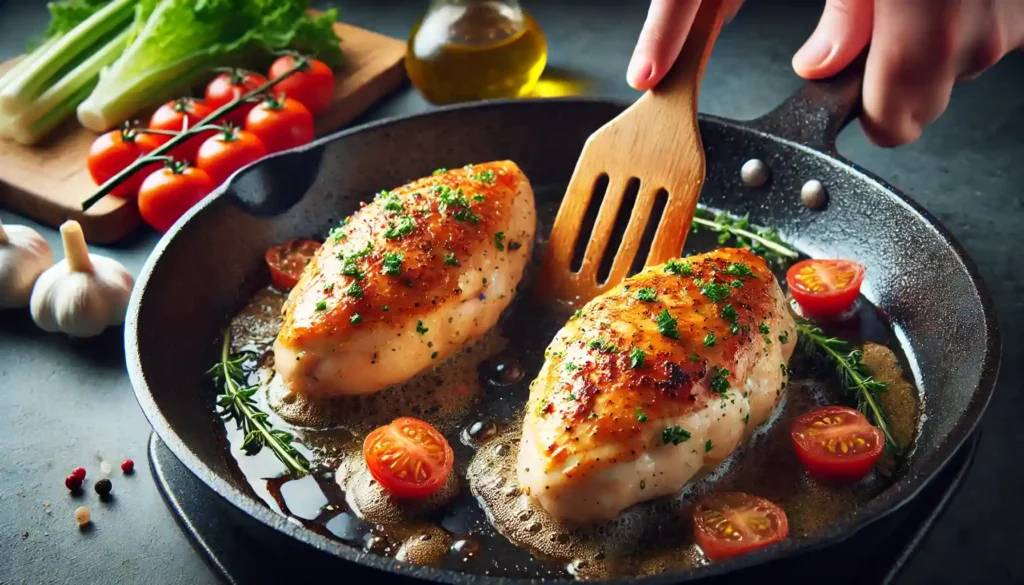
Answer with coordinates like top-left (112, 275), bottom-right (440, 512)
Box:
top-left (121, 459), bottom-right (134, 474)
top-left (65, 474), bottom-right (82, 492)
top-left (94, 478), bottom-right (112, 496)
top-left (71, 467), bottom-right (86, 480)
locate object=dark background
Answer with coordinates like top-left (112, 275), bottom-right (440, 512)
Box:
top-left (1, 1), bottom-right (1021, 583)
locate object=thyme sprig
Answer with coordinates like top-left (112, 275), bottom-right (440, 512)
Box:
top-left (692, 207), bottom-right (798, 266)
top-left (795, 321), bottom-right (899, 449)
top-left (209, 331), bottom-right (310, 478)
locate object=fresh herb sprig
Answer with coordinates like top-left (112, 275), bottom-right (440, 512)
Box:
top-left (209, 331), bottom-right (310, 478)
top-left (692, 207), bottom-right (798, 266)
top-left (795, 321), bottom-right (898, 448)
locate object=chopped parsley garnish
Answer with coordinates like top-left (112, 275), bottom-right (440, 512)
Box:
top-left (382, 305), bottom-right (389, 311)
top-left (635, 287), bottom-right (657, 302)
top-left (730, 279), bottom-right (744, 288)
top-left (710, 367), bottom-right (730, 395)
top-left (350, 313), bottom-right (362, 324)
top-left (323, 283), bottom-right (334, 293)
top-left (495, 231), bottom-right (505, 250)
top-left (346, 282), bottom-right (364, 299)
top-left (589, 338), bottom-right (618, 354)
top-left (431, 351), bottom-right (438, 359)
top-left (724, 262), bottom-right (755, 278)
top-left (635, 407), bottom-right (648, 423)
top-left (664, 259), bottom-right (693, 276)
top-left (329, 227), bottom-right (347, 242)
top-left (569, 392), bottom-right (578, 401)
top-left (701, 282), bottom-right (732, 303)
top-left (730, 322), bottom-right (742, 335)
top-left (432, 168), bottom-right (447, 175)
top-left (720, 304), bottom-right (738, 323)
top-left (656, 309), bottom-right (680, 339)
top-left (662, 426), bottom-right (691, 445)
top-left (383, 215), bottom-right (417, 239)
top-left (384, 197), bottom-right (404, 213)
top-left (454, 207), bottom-right (481, 224)
top-left (315, 300), bottom-right (327, 312)
top-left (759, 322), bottom-right (771, 335)
top-left (703, 331), bottom-right (716, 347)
top-left (564, 362), bottom-right (578, 372)
top-left (473, 169), bottom-right (496, 185)
top-left (689, 354), bottom-right (701, 362)
top-left (382, 252), bottom-right (403, 276)
top-left (778, 330), bottom-right (790, 344)
top-left (341, 257), bottom-right (364, 280)
top-left (572, 309), bottom-right (583, 319)
top-left (416, 320), bottom-right (429, 334)
top-left (743, 413), bottom-right (750, 424)
top-left (444, 253), bottom-right (459, 266)
top-left (629, 347), bottom-right (645, 369)
top-left (437, 185), bottom-right (469, 210)
top-left (705, 439), bottom-right (713, 453)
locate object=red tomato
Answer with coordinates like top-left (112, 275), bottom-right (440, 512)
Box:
top-left (268, 56), bottom-right (335, 116)
top-left (86, 127), bottom-right (158, 198)
top-left (244, 96), bottom-right (314, 153)
top-left (264, 239), bottom-right (321, 290)
top-left (790, 405), bottom-right (885, 481)
top-left (195, 127), bottom-right (267, 186)
top-left (147, 97), bottom-right (216, 163)
top-left (786, 259), bottom-right (866, 319)
top-left (205, 69), bottom-right (268, 126)
top-left (137, 164), bottom-right (214, 233)
top-left (362, 417), bottom-right (454, 499)
top-left (693, 492), bottom-right (789, 561)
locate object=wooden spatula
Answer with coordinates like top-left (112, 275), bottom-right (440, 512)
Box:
top-left (536, 0), bottom-right (729, 304)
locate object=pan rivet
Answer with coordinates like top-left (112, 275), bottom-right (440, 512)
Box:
top-left (801, 179), bottom-right (828, 209)
top-left (741, 158), bottom-right (769, 187)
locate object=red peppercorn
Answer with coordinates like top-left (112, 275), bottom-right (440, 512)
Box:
top-left (65, 474), bottom-right (82, 491)
top-left (72, 467), bottom-right (86, 480)
top-left (120, 459), bottom-right (134, 474)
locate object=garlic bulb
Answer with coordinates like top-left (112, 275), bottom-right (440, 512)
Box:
top-left (0, 217), bottom-right (53, 309)
top-left (30, 220), bottom-right (134, 338)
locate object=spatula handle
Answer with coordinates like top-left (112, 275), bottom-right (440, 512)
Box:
top-left (646, 0), bottom-right (729, 107)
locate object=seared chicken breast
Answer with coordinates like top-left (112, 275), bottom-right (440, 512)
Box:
top-left (517, 248), bottom-right (796, 523)
top-left (273, 161), bottom-right (536, 396)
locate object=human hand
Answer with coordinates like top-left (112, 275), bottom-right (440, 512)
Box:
top-left (627, 0), bottom-right (1024, 147)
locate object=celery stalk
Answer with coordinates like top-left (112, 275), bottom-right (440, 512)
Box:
top-left (0, 39), bottom-right (58, 99)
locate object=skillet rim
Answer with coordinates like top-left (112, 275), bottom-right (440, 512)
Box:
top-left (124, 96), bottom-right (1001, 584)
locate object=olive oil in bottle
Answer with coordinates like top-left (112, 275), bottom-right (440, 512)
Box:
top-left (405, 0), bottom-right (548, 104)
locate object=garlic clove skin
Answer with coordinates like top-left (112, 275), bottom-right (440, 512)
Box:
top-left (0, 218), bottom-right (54, 309)
top-left (29, 220), bottom-right (134, 338)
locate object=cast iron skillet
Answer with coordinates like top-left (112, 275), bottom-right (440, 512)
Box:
top-left (125, 62), bottom-right (1000, 583)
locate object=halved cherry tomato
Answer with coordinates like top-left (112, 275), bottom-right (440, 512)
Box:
top-left (137, 163), bottom-right (214, 233)
top-left (205, 69), bottom-right (268, 126)
top-left (693, 492), bottom-right (789, 561)
top-left (362, 417), bottom-right (454, 499)
top-left (265, 239), bottom-right (321, 290)
top-left (86, 127), bottom-right (159, 198)
top-left (268, 56), bottom-right (335, 116)
top-left (244, 95), bottom-right (314, 154)
top-left (791, 405), bottom-right (884, 481)
top-left (195, 127), bottom-right (267, 186)
top-left (786, 259), bottom-right (866, 319)
top-left (147, 97), bottom-right (216, 162)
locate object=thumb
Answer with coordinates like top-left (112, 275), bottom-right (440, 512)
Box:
top-left (792, 0), bottom-right (874, 80)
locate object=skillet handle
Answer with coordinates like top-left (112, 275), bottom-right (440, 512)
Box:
top-left (744, 54), bottom-right (866, 153)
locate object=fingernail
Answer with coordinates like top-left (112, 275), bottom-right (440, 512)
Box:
top-left (793, 34), bottom-right (833, 72)
top-left (627, 55), bottom-right (653, 88)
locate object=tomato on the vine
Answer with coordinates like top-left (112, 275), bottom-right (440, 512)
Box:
top-left (693, 492), bottom-right (789, 561)
top-left (204, 69), bottom-right (268, 126)
top-left (264, 239), bottom-right (321, 290)
top-left (147, 97), bottom-right (216, 162)
top-left (86, 127), bottom-right (158, 198)
top-left (137, 163), bottom-right (214, 233)
top-left (786, 259), bottom-right (866, 319)
top-left (244, 95), bottom-right (314, 153)
top-left (195, 127), bottom-right (267, 186)
top-left (790, 405), bottom-right (884, 482)
top-left (268, 56), bottom-right (335, 116)
top-left (363, 417), bottom-right (455, 499)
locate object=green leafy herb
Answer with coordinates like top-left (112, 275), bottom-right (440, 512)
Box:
top-left (759, 322), bottom-right (771, 335)
top-left (314, 300), bottom-right (327, 312)
top-left (383, 215), bottom-right (416, 240)
top-left (564, 362), bottom-right (578, 372)
top-left (440, 253), bottom-right (458, 266)
top-left (778, 330), bottom-right (790, 344)
top-left (382, 252), bottom-right (403, 276)
top-left (710, 367), bottom-right (730, 395)
top-left (705, 439), bottom-right (713, 453)
top-left (589, 338), bottom-right (618, 354)
top-left (472, 194), bottom-right (486, 203)
top-left (664, 259), bottom-right (693, 276)
top-left (656, 309), bottom-right (680, 339)
top-left (329, 226), bottom-right (347, 242)
top-left (323, 283), bottom-right (334, 293)
top-left (730, 279), bottom-right (744, 288)
top-left (473, 169), bottom-right (496, 185)
top-left (346, 282), bottom-right (364, 299)
top-left (210, 332), bottom-right (309, 478)
top-left (431, 351), bottom-right (438, 359)
top-left (724, 262), bottom-right (755, 278)
top-left (662, 426), bottom-right (691, 445)
top-left (743, 413), bottom-right (750, 424)
top-left (350, 313), bottom-right (362, 325)
top-left (720, 304), bottom-right (738, 323)
top-left (796, 321), bottom-right (898, 448)
top-left (635, 407), bottom-right (648, 423)
top-left (454, 207), bottom-right (482, 224)
top-left (703, 331), bottom-right (716, 347)
top-left (691, 207), bottom-right (798, 267)
top-left (572, 309), bottom-right (583, 319)
top-left (701, 282), bottom-right (732, 303)
top-left (340, 257), bottom-right (364, 280)
top-left (432, 168), bottom-right (447, 175)
top-left (416, 320), bottom-right (429, 334)
top-left (495, 231), bottom-right (505, 251)
top-left (629, 347), bottom-right (645, 369)
top-left (689, 354), bottom-right (701, 362)
top-left (635, 287), bottom-right (657, 302)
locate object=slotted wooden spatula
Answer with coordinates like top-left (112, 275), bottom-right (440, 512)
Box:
top-left (536, 0), bottom-right (729, 304)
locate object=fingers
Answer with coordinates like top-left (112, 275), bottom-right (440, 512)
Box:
top-left (792, 0), bottom-right (874, 80)
top-left (628, 0), bottom-right (701, 90)
top-left (860, 0), bottom-right (960, 147)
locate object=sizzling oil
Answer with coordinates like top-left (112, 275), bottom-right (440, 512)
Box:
top-left (219, 192), bottom-right (922, 579)
top-left (405, 0), bottom-right (548, 104)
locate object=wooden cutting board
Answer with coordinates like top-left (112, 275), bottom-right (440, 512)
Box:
top-left (0, 21), bottom-right (408, 244)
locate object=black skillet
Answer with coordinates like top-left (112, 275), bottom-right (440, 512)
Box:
top-left (125, 61), bottom-right (1001, 584)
